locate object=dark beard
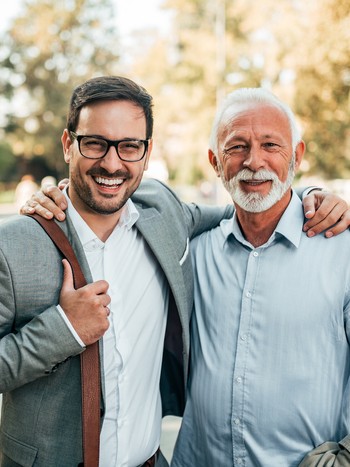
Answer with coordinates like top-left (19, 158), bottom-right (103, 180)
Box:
top-left (71, 176), bottom-right (129, 215)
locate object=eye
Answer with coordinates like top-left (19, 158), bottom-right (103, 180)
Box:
top-left (118, 141), bottom-right (144, 154)
top-left (83, 137), bottom-right (106, 149)
top-left (262, 142), bottom-right (280, 151)
top-left (224, 144), bottom-right (248, 156)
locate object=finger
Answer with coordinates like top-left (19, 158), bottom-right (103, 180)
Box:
top-left (302, 193), bottom-right (316, 219)
top-left (21, 199), bottom-right (56, 219)
top-left (58, 178), bottom-right (69, 190)
top-left (105, 306), bottom-right (111, 317)
top-left (100, 293), bottom-right (111, 308)
top-left (42, 185), bottom-right (68, 211)
top-left (305, 204), bottom-right (348, 236)
top-left (19, 200), bottom-right (38, 215)
top-left (303, 202), bottom-right (348, 235)
top-left (61, 259), bottom-right (75, 292)
top-left (303, 200), bottom-right (343, 231)
top-left (325, 210), bottom-right (350, 237)
top-left (85, 279), bottom-right (110, 297)
top-left (305, 195), bottom-right (348, 229)
top-left (28, 189), bottom-right (66, 221)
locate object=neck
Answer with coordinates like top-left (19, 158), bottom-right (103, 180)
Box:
top-left (68, 189), bottom-right (123, 242)
top-left (235, 190), bottom-right (292, 247)
top-left (79, 211), bottom-right (121, 243)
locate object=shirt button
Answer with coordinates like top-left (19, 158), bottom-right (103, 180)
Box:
top-left (246, 292), bottom-right (251, 298)
top-left (234, 418), bottom-right (240, 425)
top-left (236, 377), bottom-right (243, 383)
top-left (253, 251), bottom-right (259, 257)
top-left (240, 334), bottom-right (247, 341)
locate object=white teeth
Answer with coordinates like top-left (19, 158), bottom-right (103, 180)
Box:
top-left (244, 180), bottom-right (270, 184)
top-left (94, 176), bottom-right (123, 186)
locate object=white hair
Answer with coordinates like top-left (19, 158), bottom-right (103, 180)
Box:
top-left (209, 87), bottom-right (302, 154)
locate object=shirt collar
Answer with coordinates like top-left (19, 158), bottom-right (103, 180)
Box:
top-left (223, 190), bottom-right (304, 249)
top-left (63, 186), bottom-right (139, 247)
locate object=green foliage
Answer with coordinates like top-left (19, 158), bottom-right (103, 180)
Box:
top-left (0, 142), bottom-right (16, 182)
top-left (135, 0), bottom-right (302, 183)
top-left (0, 0), bottom-right (120, 180)
top-left (141, 0), bottom-right (350, 183)
top-left (2, 0), bottom-right (350, 184)
top-left (293, 0), bottom-right (350, 179)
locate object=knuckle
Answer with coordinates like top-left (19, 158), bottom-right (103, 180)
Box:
top-left (90, 297), bottom-right (100, 308)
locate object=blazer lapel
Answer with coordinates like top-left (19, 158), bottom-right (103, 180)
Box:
top-left (134, 206), bottom-right (187, 298)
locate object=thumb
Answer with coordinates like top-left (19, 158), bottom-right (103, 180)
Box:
top-left (303, 193), bottom-right (316, 219)
top-left (61, 259), bottom-right (75, 292)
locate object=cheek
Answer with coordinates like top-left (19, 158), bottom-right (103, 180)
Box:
top-left (223, 159), bottom-right (241, 179)
top-left (132, 161), bottom-right (148, 180)
top-left (70, 156), bottom-right (93, 177)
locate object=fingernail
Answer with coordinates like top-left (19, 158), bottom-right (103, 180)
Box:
top-left (305, 210), bottom-right (313, 218)
top-left (307, 230), bottom-right (315, 237)
top-left (57, 213), bottom-right (65, 221)
top-left (325, 231), bottom-right (333, 238)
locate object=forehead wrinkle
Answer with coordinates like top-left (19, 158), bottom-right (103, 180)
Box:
top-left (219, 110), bottom-right (291, 147)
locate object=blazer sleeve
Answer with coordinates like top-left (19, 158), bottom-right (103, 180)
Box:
top-left (0, 246), bottom-right (84, 394)
top-left (299, 435), bottom-right (350, 466)
top-left (181, 202), bottom-right (233, 239)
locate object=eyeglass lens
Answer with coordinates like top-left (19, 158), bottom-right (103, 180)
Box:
top-left (80, 136), bottom-right (146, 161)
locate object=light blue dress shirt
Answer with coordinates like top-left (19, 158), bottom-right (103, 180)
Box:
top-left (172, 192), bottom-right (350, 467)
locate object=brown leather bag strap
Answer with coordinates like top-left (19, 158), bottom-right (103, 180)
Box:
top-left (27, 213), bottom-right (100, 467)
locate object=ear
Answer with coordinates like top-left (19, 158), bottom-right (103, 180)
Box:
top-left (62, 129), bottom-right (73, 164)
top-left (143, 138), bottom-right (153, 171)
top-left (209, 149), bottom-right (221, 177)
top-left (294, 140), bottom-right (306, 171)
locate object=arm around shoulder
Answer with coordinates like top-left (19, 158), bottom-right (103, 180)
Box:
top-left (182, 202), bottom-right (234, 239)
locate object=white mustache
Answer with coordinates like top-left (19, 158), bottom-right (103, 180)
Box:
top-left (235, 169), bottom-right (279, 182)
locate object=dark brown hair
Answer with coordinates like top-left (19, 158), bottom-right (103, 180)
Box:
top-left (66, 76), bottom-right (154, 138)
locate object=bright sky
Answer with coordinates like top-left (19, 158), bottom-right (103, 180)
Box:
top-left (2, 0), bottom-right (169, 35)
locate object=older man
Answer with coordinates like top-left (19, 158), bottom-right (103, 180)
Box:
top-left (171, 88), bottom-right (350, 467)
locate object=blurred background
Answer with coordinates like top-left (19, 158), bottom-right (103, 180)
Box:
top-left (1, 0), bottom-right (350, 213)
top-left (1, 0), bottom-right (350, 460)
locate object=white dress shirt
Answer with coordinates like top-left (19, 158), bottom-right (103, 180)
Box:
top-left (61, 191), bottom-right (169, 467)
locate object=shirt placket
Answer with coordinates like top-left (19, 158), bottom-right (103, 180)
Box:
top-left (231, 248), bottom-right (260, 466)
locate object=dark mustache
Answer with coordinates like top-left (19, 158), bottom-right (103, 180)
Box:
top-left (87, 168), bottom-right (131, 179)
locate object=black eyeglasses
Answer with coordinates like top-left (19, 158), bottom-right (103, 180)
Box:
top-left (69, 131), bottom-right (150, 162)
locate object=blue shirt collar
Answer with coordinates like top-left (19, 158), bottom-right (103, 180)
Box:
top-left (222, 190), bottom-right (304, 249)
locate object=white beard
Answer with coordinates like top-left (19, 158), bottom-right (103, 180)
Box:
top-left (218, 155), bottom-right (296, 213)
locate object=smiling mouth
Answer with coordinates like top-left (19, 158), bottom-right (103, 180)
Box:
top-left (93, 176), bottom-right (124, 188)
top-left (242, 179), bottom-right (270, 186)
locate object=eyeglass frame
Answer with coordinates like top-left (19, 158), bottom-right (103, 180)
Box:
top-left (69, 131), bottom-right (150, 162)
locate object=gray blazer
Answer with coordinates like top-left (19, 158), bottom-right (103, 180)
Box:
top-left (0, 179), bottom-right (231, 467)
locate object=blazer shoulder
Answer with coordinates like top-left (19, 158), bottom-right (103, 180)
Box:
top-left (132, 179), bottom-right (188, 218)
top-left (133, 179), bottom-right (182, 206)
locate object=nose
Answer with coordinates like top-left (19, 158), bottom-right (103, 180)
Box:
top-left (242, 145), bottom-right (265, 171)
top-left (100, 145), bottom-right (124, 172)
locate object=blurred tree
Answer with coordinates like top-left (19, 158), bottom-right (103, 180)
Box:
top-left (0, 142), bottom-right (16, 182)
top-left (0, 0), bottom-right (120, 181)
top-left (293, 0), bottom-right (350, 179)
top-left (131, 0), bottom-right (304, 185)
